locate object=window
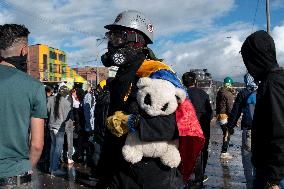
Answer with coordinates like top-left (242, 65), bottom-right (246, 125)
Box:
top-left (53, 64), bottom-right (57, 73)
top-left (62, 66), bottom-right (66, 74)
top-left (49, 63), bottom-right (52, 72)
top-left (49, 51), bottom-right (57, 60)
top-left (59, 54), bottom-right (66, 62)
top-left (43, 54), bottom-right (47, 71)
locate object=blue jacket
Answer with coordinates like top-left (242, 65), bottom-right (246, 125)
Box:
top-left (228, 88), bottom-right (256, 129)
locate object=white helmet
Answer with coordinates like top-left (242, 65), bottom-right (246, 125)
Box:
top-left (105, 10), bottom-right (154, 44)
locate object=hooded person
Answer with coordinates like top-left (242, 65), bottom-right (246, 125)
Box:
top-left (95, 10), bottom-right (204, 189)
top-left (241, 30), bottom-right (284, 189)
top-left (227, 73), bottom-right (257, 189)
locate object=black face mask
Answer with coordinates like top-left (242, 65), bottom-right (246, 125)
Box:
top-left (0, 54), bottom-right (28, 72)
top-left (61, 90), bottom-right (69, 98)
top-left (101, 43), bottom-right (143, 67)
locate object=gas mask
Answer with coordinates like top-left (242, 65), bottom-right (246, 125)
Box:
top-left (0, 54), bottom-right (28, 72)
top-left (101, 30), bottom-right (145, 67)
top-left (101, 44), bottom-right (142, 67)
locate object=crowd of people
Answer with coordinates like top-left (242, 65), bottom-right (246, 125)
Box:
top-left (0, 9), bottom-right (284, 189)
top-left (42, 80), bottom-right (108, 176)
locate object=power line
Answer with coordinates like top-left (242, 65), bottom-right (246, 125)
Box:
top-left (251, 0), bottom-right (261, 33)
top-left (0, 0), bottom-right (107, 65)
top-left (0, 0), bottom-right (97, 37)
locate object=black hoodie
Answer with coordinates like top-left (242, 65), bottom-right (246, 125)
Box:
top-left (241, 30), bottom-right (284, 184)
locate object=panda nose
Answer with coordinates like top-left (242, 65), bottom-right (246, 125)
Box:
top-left (144, 93), bottom-right (152, 106)
top-left (161, 103), bottom-right (169, 111)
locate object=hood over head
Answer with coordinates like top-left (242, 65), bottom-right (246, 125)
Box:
top-left (241, 30), bottom-right (279, 81)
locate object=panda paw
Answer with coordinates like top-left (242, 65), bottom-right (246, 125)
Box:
top-left (122, 145), bottom-right (143, 164)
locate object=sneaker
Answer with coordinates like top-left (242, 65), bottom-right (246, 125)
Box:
top-left (203, 175), bottom-right (209, 183)
top-left (50, 169), bottom-right (66, 177)
top-left (220, 152), bottom-right (233, 159)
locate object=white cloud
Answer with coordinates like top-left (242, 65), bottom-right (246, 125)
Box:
top-left (156, 24), bottom-right (251, 81)
top-left (155, 23), bottom-right (284, 82)
top-left (2, 0), bottom-right (235, 40)
top-left (0, 9), bottom-right (14, 24)
top-left (112, 0), bottom-right (235, 36)
top-left (0, 0), bottom-right (235, 68)
top-left (272, 25), bottom-right (284, 64)
top-left (271, 0), bottom-right (284, 9)
top-left (1, 0), bottom-right (284, 82)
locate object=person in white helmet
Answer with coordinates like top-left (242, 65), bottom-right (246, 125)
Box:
top-left (95, 10), bottom-right (204, 189)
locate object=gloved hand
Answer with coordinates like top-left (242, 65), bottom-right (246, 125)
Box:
top-left (106, 111), bottom-right (130, 137)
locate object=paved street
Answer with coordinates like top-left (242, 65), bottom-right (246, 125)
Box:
top-left (204, 120), bottom-right (246, 189)
top-left (32, 120), bottom-right (247, 189)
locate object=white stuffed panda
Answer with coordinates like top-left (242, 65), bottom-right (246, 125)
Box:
top-left (122, 77), bottom-right (187, 168)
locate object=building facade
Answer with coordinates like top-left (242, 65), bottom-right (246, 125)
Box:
top-left (74, 66), bottom-right (110, 86)
top-left (28, 44), bottom-right (86, 83)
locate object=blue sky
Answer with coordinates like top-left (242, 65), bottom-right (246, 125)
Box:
top-left (1, 0), bottom-right (284, 81)
top-left (218, 1), bottom-right (284, 28)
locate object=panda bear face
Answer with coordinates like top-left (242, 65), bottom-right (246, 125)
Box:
top-left (136, 77), bottom-right (186, 116)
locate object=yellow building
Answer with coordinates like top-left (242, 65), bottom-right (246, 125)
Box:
top-left (28, 44), bottom-right (86, 84)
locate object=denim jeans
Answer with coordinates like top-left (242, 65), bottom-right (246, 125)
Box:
top-left (65, 120), bottom-right (74, 160)
top-left (241, 129), bottom-right (254, 189)
top-left (49, 128), bottom-right (65, 172)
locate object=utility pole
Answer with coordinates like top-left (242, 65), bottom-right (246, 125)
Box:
top-left (266, 0), bottom-right (271, 35)
top-left (96, 67), bottom-right (98, 86)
